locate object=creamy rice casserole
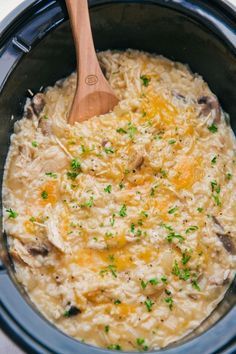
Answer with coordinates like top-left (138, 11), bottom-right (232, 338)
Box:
top-left (2, 50), bottom-right (236, 351)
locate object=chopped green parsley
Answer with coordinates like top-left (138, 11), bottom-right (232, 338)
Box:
top-left (149, 278), bottom-right (159, 285)
top-left (165, 289), bottom-right (171, 296)
top-left (114, 299), bottom-right (121, 305)
top-left (71, 158), bottom-right (81, 171)
top-left (119, 182), bottom-right (124, 189)
top-left (141, 280), bottom-right (147, 289)
top-left (160, 169), bottom-right (167, 177)
top-left (108, 254), bottom-right (115, 262)
top-left (110, 214), bottom-right (115, 226)
top-left (208, 124), bottom-right (218, 133)
top-left (116, 127), bottom-right (127, 134)
top-left (31, 141), bottom-right (38, 147)
top-left (166, 232), bottom-right (185, 243)
top-left (6, 208), bottom-right (18, 219)
top-left (67, 158), bottom-right (81, 180)
top-left (104, 325), bottom-right (110, 333)
top-left (144, 298), bottom-right (154, 312)
top-left (140, 211), bottom-right (148, 218)
top-left (192, 279), bottom-right (201, 291)
top-left (172, 260), bottom-right (180, 277)
top-left (150, 185), bottom-right (158, 197)
top-left (164, 296), bottom-right (174, 310)
top-left (41, 190), bottom-right (48, 200)
top-left (116, 124), bottom-right (137, 139)
top-left (100, 264), bottom-right (117, 278)
top-left (107, 344), bottom-right (122, 350)
top-left (141, 278), bottom-right (159, 289)
top-left (104, 147), bottom-right (114, 154)
top-left (104, 185), bottom-right (112, 193)
top-left (119, 204), bottom-right (127, 217)
top-left (182, 250), bottom-right (191, 265)
top-left (211, 156), bottom-right (217, 165)
top-left (161, 223), bottom-right (173, 231)
top-left (67, 171), bottom-right (79, 180)
top-left (140, 75), bottom-right (151, 87)
top-left (105, 232), bottom-right (113, 238)
top-left (127, 123), bottom-right (137, 139)
top-left (80, 145), bottom-right (90, 154)
top-left (168, 139), bottom-right (176, 145)
top-left (179, 268), bottom-right (190, 281)
top-left (185, 226), bottom-right (198, 234)
top-left (172, 260), bottom-right (190, 281)
top-left (80, 196), bottom-right (94, 208)
top-left (168, 206), bottom-right (178, 214)
top-left (213, 194), bottom-right (221, 206)
top-left (136, 338), bottom-right (145, 346)
top-left (130, 223), bottom-right (135, 233)
top-left (161, 275), bottom-right (168, 283)
top-left (210, 180), bottom-right (221, 206)
top-left (45, 172), bottom-right (57, 179)
top-left (86, 196), bottom-right (94, 207)
top-left (136, 338), bottom-right (149, 351)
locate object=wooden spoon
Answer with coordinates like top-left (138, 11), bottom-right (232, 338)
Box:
top-left (65, 0), bottom-right (119, 124)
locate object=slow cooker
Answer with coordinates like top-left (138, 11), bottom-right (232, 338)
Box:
top-left (0, 1), bottom-right (235, 353)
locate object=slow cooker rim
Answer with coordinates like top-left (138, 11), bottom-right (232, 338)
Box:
top-left (1, 0), bottom-right (236, 45)
top-left (0, 0), bottom-right (236, 353)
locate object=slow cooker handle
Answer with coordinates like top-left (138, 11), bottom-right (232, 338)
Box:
top-left (0, 252), bottom-right (7, 273)
top-left (0, 232), bottom-right (8, 274)
top-left (0, 259), bottom-right (6, 273)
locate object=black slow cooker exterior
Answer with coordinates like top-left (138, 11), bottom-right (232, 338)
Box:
top-left (0, 1), bottom-right (236, 353)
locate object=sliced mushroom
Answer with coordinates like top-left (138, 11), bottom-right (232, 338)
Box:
top-left (188, 294), bottom-right (199, 300)
top-left (64, 305), bottom-right (81, 317)
top-left (18, 144), bottom-right (33, 160)
top-left (129, 152), bottom-right (144, 171)
top-left (172, 90), bottom-right (186, 102)
top-left (101, 139), bottom-right (109, 147)
top-left (212, 216), bottom-right (236, 254)
top-left (209, 269), bottom-right (231, 286)
top-left (56, 78), bottom-right (65, 88)
top-left (216, 232), bottom-right (236, 255)
top-left (24, 105), bottom-right (35, 119)
top-left (38, 117), bottom-right (51, 136)
top-left (198, 95), bottom-right (221, 123)
top-left (11, 239), bottom-right (41, 267)
top-left (212, 215), bottom-right (224, 230)
top-left (32, 93), bottom-right (45, 116)
top-left (27, 244), bottom-right (49, 257)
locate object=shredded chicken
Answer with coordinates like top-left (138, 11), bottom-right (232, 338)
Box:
top-left (45, 205), bottom-right (70, 253)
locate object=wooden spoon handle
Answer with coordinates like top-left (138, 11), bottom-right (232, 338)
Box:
top-left (66, 0), bottom-right (101, 91)
top-left (65, 0), bottom-right (118, 124)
